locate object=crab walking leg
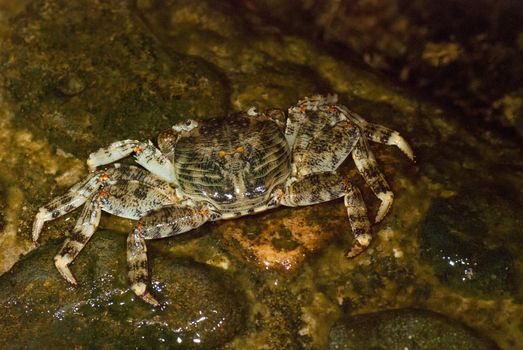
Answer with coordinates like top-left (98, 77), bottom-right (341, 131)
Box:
top-left (127, 205), bottom-right (211, 306)
top-left (343, 184), bottom-right (372, 258)
top-left (339, 107), bottom-right (415, 161)
top-left (281, 172), bottom-right (372, 258)
top-left (352, 137), bottom-right (393, 223)
top-left (87, 140), bottom-right (175, 183)
top-left (362, 123), bottom-right (415, 161)
top-left (32, 169), bottom-right (115, 242)
top-left (127, 230), bottom-right (159, 306)
top-left (54, 194), bottom-right (102, 285)
top-left (282, 173), bottom-right (346, 205)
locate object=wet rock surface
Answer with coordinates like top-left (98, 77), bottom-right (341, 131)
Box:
top-left (0, 0), bottom-right (522, 349)
top-left (0, 232), bottom-right (245, 349)
top-left (240, 0), bottom-right (523, 137)
top-left (421, 225), bottom-right (515, 299)
top-left (0, 0), bottom-right (228, 158)
top-left (0, 183), bottom-right (5, 231)
top-left (420, 193), bottom-right (517, 299)
top-left (329, 308), bottom-right (499, 350)
top-left (219, 202), bottom-right (342, 272)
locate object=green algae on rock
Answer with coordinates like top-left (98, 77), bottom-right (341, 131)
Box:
top-left (329, 308), bottom-right (500, 350)
top-left (0, 0), bottom-right (228, 158)
top-left (0, 231), bottom-right (245, 349)
top-left (139, 0), bottom-right (329, 111)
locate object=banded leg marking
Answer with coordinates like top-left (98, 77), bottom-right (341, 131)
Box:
top-left (282, 172), bottom-right (346, 206)
top-left (54, 194), bottom-right (102, 285)
top-left (281, 172), bottom-right (372, 258)
top-left (344, 184), bottom-right (371, 258)
top-left (127, 229), bottom-right (159, 306)
top-left (32, 169), bottom-right (115, 242)
top-left (127, 205), bottom-right (211, 305)
top-left (352, 137), bottom-right (393, 223)
top-left (87, 139), bottom-right (141, 170)
top-left (87, 139), bottom-right (175, 183)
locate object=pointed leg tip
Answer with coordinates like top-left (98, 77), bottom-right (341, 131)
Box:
top-left (32, 214), bottom-right (45, 242)
top-left (70, 281), bottom-right (79, 288)
top-left (55, 257), bottom-right (78, 286)
top-left (346, 242), bottom-right (366, 258)
top-left (374, 212), bottom-right (385, 224)
top-left (346, 246), bottom-right (363, 259)
top-left (402, 145), bottom-right (415, 162)
top-left (32, 233), bottom-right (40, 244)
top-left (131, 282), bottom-right (159, 306)
top-left (62, 272), bottom-right (78, 286)
top-left (389, 133), bottom-right (415, 162)
top-left (375, 192), bottom-right (393, 223)
top-left (346, 234), bottom-right (372, 258)
top-left (32, 228), bottom-right (41, 243)
top-left (140, 292), bottom-right (160, 307)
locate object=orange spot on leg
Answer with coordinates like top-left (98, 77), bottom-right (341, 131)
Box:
top-left (98, 173), bottom-right (111, 183)
top-left (97, 189), bottom-right (109, 203)
top-left (200, 207), bottom-right (210, 218)
top-left (342, 121), bottom-right (354, 129)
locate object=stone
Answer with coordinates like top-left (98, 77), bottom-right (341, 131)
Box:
top-left (0, 232), bottom-right (245, 349)
top-left (420, 194), bottom-right (516, 299)
top-left (0, 182), bottom-right (5, 231)
top-left (238, 0), bottom-right (523, 137)
top-left (329, 308), bottom-right (499, 350)
top-left (0, 0), bottom-right (228, 158)
top-left (219, 202), bottom-right (344, 272)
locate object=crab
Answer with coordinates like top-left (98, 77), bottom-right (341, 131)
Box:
top-left (32, 94), bottom-right (414, 306)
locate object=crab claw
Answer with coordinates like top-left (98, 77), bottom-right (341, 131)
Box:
top-left (389, 132), bottom-right (415, 162)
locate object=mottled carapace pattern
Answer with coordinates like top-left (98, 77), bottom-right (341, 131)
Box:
top-left (174, 114), bottom-right (291, 214)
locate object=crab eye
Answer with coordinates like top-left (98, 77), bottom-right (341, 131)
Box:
top-left (185, 120), bottom-right (192, 126)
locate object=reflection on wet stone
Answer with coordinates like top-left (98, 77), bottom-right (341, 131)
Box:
top-left (329, 308), bottom-right (499, 350)
top-left (420, 196), bottom-right (516, 299)
top-left (0, 233), bottom-right (245, 349)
